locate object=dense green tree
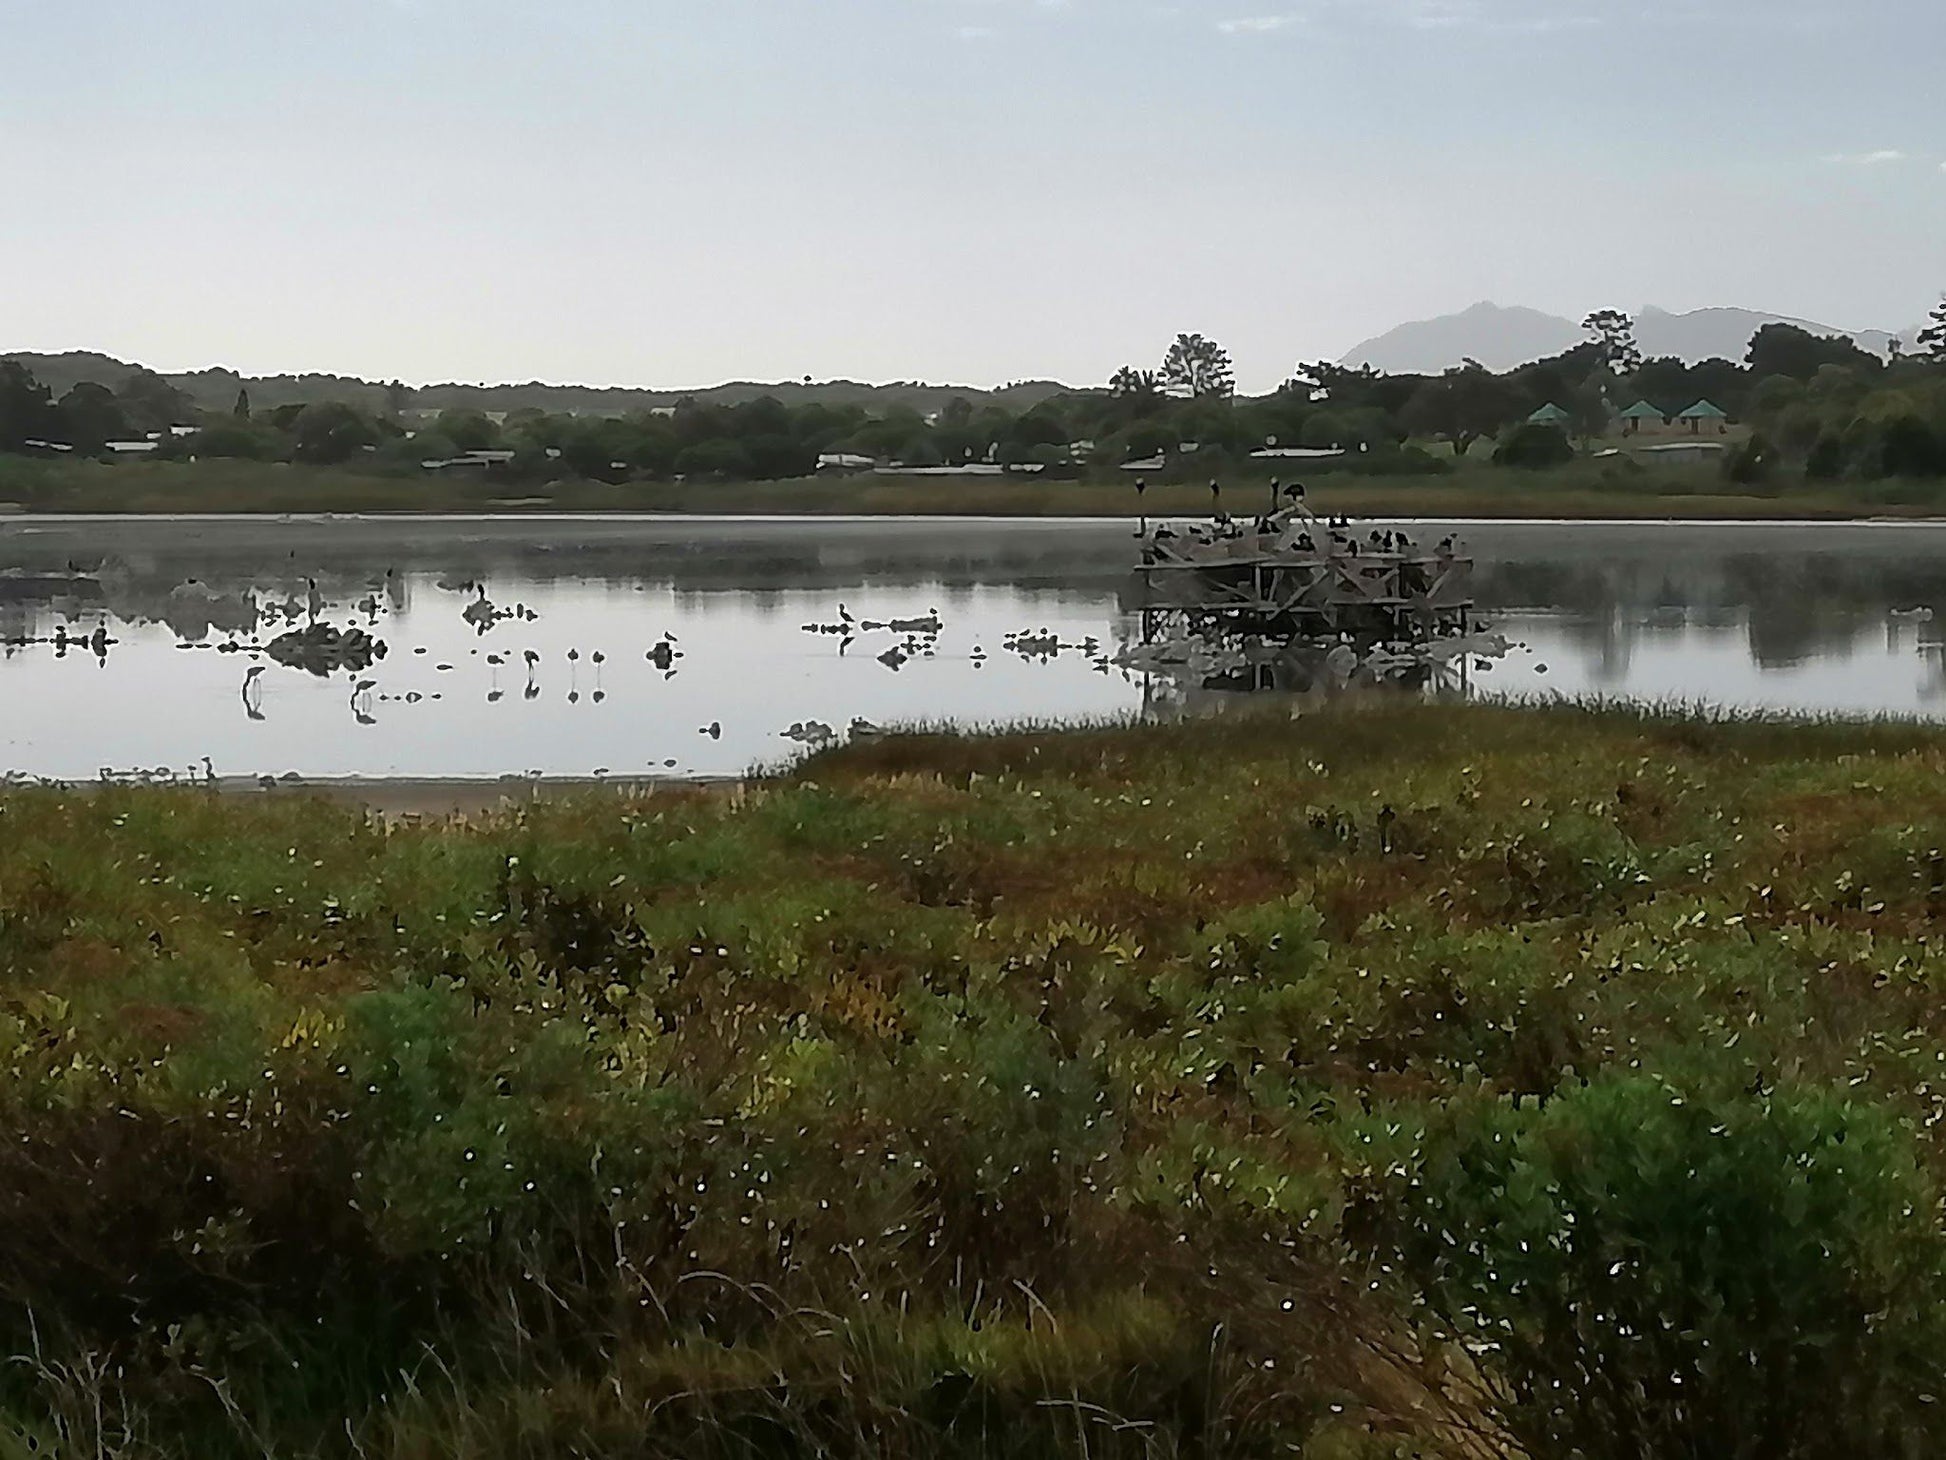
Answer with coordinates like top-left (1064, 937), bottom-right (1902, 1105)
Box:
top-left (675, 438), bottom-right (755, 479)
top-left (188, 420), bottom-right (283, 461)
top-left (115, 369), bottom-right (190, 433)
top-left (1496, 421), bottom-right (1576, 469)
top-left (1401, 361), bottom-right (1518, 456)
top-left (1583, 309), bottom-right (1643, 375)
top-left (1108, 366), bottom-right (1165, 419)
top-left (558, 417), bottom-right (642, 481)
top-left (291, 402), bottom-right (381, 464)
top-left (1746, 324), bottom-right (1880, 382)
top-left (55, 382), bottom-right (129, 455)
top-left (233, 388), bottom-right (251, 419)
top-left (1687, 357), bottom-right (1748, 415)
top-left (435, 409), bottom-right (499, 453)
top-left (1918, 295), bottom-right (1946, 362)
top-left (1506, 343), bottom-right (1604, 416)
top-left (1628, 357), bottom-right (1690, 414)
top-left (1160, 334), bottom-right (1235, 401)
top-left (0, 361), bottom-right (55, 451)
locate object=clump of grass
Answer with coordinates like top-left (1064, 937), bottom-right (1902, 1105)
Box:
top-left (2, 701), bottom-right (1946, 1455)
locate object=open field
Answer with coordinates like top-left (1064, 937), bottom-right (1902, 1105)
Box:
top-left (9, 454), bottom-right (1946, 519)
top-left (4, 703), bottom-right (1946, 1456)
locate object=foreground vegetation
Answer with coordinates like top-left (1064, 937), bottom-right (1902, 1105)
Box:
top-left (12, 453), bottom-right (1946, 519)
top-left (5, 703), bottom-right (1946, 1455)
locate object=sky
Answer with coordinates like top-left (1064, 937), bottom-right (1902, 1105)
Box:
top-left (2, 0), bottom-right (1942, 392)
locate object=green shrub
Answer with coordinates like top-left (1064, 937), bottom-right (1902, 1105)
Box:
top-left (1494, 422), bottom-right (1575, 470)
top-left (1363, 1077), bottom-right (1946, 1460)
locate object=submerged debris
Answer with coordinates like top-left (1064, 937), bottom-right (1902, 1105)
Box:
top-left (266, 623), bottom-right (388, 677)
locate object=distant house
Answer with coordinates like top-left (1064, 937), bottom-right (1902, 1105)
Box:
top-left (816, 452), bottom-right (875, 473)
top-left (104, 440), bottom-right (160, 457)
top-left (1250, 446), bottom-right (1347, 461)
top-left (877, 462), bottom-right (1036, 477)
top-left (1638, 441), bottom-right (1728, 465)
top-left (1678, 400), bottom-right (1731, 435)
top-left (422, 449), bottom-right (518, 472)
top-left (1618, 400), bottom-right (1668, 435)
top-left (1527, 403), bottom-right (1572, 428)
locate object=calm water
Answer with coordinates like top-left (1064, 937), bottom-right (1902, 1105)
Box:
top-left (5, 515), bottom-right (1946, 782)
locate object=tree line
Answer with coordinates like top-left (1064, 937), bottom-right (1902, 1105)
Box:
top-left (3, 299), bottom-right (1944, 485)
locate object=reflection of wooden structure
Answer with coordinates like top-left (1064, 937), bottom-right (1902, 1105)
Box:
top-left (1131, 504), bottom-right (1478, 692)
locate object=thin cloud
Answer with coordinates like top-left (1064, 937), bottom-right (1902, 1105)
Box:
top-left (1823, 149), bottom-right (1909, 166)
top-left (1216, 0), bottom-right (1603, 36)
top-left (1217, 14), bottom-right (1302, 32)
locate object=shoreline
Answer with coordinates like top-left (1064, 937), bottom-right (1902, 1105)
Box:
top-left (7, 457), bottom-right (1946, 523)
top-left (13, 773), bottom-right (745, 819)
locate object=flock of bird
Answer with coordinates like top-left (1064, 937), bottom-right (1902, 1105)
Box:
top-left (5, 536), bottom-right (1555, 782)
top-left (798, 603), bottom-right (1116, 674)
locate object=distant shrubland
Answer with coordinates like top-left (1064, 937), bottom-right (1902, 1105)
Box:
top-left (1, 302), bottom-right (1944, 506)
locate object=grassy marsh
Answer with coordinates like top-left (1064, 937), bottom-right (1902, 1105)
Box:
top-left (4, 703), bottom-right (1946, 1455)
top-left (8, 454), bottom-right (1946, 518)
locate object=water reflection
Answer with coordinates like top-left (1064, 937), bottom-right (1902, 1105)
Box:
top-left (5, 515), bottom-right (1946, 781)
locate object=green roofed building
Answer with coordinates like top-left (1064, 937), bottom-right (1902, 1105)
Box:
top-left (1619, 400), bottom-right (1668, 436)
top-left (1527, 403), bottom-right (1572, 427)
top-left (1679, 399), bottom-right (1731, 435)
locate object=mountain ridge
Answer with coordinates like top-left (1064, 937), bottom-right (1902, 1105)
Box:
top-left (1343, 303), bottom-right (1911, 374)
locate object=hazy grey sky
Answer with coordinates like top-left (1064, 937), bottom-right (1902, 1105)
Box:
top-left (4, 0), bottom-right (1941, 391)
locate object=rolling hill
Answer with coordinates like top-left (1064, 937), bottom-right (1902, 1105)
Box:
top-left (0, 351), bottom-right (1080, 418)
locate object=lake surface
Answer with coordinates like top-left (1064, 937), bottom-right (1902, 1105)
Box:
top-left (5, 514), bottom-right (1946, 782)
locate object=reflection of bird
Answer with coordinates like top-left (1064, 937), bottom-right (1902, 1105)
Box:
top-left (241, 665), bottom-right (266, 721)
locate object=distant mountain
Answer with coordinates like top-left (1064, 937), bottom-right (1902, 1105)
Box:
top-left (1, 351), bottom-right (1080, 418)
top-left (1342, 302), bottom-right (1903, 374)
